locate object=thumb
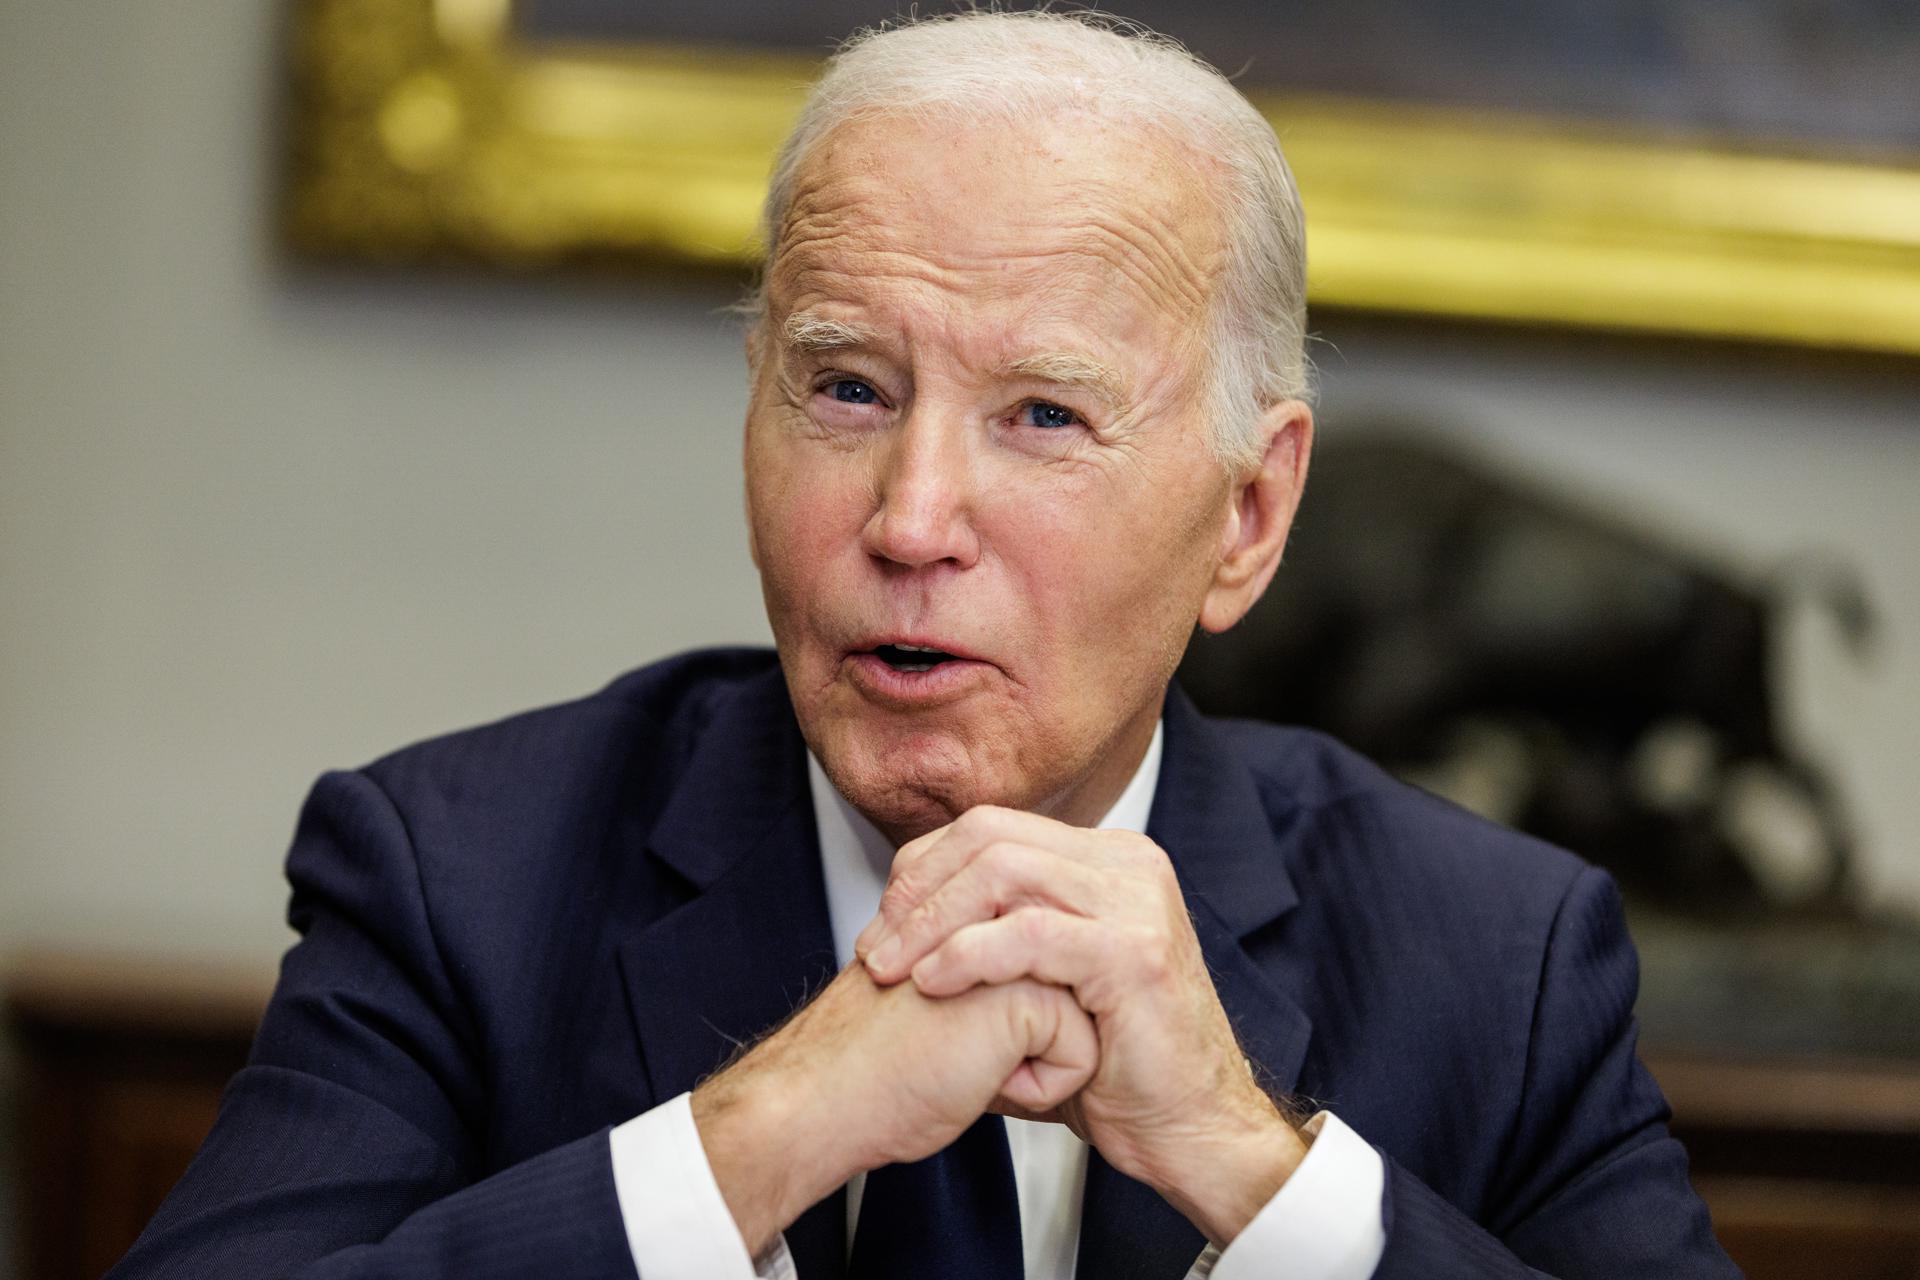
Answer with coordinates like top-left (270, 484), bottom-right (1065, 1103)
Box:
top-left (995, 983), bottom-right (1098, 1113)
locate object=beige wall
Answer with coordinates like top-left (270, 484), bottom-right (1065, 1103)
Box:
top-left (0, 3), bottom-right (781, 964)
top-left (2, 0), bottom-right (1917, 993)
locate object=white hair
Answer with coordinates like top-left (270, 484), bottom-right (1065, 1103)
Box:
top-left (746, 8), bottom-right (1312, 472)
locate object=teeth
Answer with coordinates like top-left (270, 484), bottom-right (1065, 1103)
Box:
top-left (894, 643), bottom-right (941, 652)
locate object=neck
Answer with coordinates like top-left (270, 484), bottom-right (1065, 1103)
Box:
top-left (1040, 699), bottom-right (1163, 830)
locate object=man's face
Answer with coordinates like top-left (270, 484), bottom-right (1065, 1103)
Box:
top-left (745, 110), bottom-right (1248, 842)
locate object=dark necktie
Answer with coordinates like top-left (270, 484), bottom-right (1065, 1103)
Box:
top-left (846, 1113), bottom-right (1025, 1280)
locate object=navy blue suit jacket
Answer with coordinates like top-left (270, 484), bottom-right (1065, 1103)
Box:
top-left (111, 648), bottom-right (1738, 1278)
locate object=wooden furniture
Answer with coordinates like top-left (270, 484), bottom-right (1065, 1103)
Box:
top-left (7, 951), bottom-right (1919, 1278)
top-left (1652, 1053), bottom-right (1920, 1279)
top-left (5, 951), bottom-right (271, 1280)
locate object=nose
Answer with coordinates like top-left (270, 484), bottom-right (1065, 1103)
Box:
top-left (859, 405), bottom-right (982, 570)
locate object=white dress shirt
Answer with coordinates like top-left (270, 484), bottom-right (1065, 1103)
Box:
top-left (609, 720), bottom-right (1387, 1278)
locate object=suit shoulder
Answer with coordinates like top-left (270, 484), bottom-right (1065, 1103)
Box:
top-left (1220, 716), bottom-right (1590, 921)
top-left (357, 646), bottom-right (782, 805)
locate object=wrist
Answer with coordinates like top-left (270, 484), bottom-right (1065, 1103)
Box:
top-left (1139, 1096), bottom-right (1308, 1248)
top-left (692, 1058), bottom-right (857, 1256)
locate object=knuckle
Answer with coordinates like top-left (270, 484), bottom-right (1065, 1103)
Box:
top-left (902, 895), bottom-right (946, 943)
top-left (949, 926), bottom-right (987, 968)
top-left (1140, 846), bottom-right (1181, 892)
top-left (878, 878), bottom-right (918, 921)
top-left (910, 941), bottom-right (946, 980)
top-left (977, 840), bottom-right (1022, 886)
top-left (1014, 906), bottom-right (1053, 947)
top-left (891, 831), bottom-right (935, 874)
top-left (1129, 834), bottom-right (1169, 870)
top-left (1128, 926), bottom-right (1173, 980)
top-left (954, 806), bottom-right (996, 837)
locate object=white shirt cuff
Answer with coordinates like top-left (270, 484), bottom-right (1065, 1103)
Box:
top-left (1196, 1111), bottom-right (1387, 1280)
top-left (609, 1091), bottom-right (797, 1280)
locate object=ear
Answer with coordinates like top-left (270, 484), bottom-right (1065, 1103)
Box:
top-left (1198, 399), bottom-right (1313, 634)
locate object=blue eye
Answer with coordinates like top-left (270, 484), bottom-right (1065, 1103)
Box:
top-left (830, 379), bottom-right (879, 405)
top-left (1020, 401), bottom-right (1080, 429)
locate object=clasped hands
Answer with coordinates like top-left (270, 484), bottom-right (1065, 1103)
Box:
top-left (692, 806), bottom-right (1307, 1257)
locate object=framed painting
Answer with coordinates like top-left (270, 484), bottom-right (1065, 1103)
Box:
top-left (283, 0), bottom-right (1920, 353)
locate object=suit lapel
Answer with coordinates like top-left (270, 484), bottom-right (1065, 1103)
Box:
top-left (617, 667), bottom-right (847, 1278)
top-left (1077, 683), bottom-right (1315, 1279)
top-left (1153, 686), bottom-right (1314, 1093)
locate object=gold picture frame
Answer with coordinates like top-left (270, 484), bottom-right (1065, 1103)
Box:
top-left (285, 0), bottom-right (1920, 355)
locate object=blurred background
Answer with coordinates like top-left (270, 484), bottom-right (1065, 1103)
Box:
top-left (2, 1), bottom-right (1918, 1277)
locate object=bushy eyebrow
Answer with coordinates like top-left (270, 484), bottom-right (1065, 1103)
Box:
top-left (780, 312), bottom-right (1127, 408)
top-left (781, 311), bottom-right (876, 353)
top-left (1001, 351), bottom-right (1128, 409)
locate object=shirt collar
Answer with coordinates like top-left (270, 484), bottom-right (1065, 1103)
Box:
top-left (807, 722), bottom-right (1165, 966)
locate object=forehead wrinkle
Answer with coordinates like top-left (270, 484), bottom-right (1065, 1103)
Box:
top-left (778, 234), bottom-right (1203, 352)
top-left (1069, 212), bottom-right (1219, 330)
top-left (779, 172), bottom-right (1217, 316)
top-left (778, 109), bottom-right (1227, 315)
top-left (770, 226), bottom-right (980, 328)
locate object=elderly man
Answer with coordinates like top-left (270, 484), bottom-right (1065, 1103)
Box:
top-left (111, 11), bottom-right (1738, 1280)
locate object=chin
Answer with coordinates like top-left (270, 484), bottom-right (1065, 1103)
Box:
top-left (824, 726), bottom-right (971, 838)
top-left (811, 713), bottom-right (1023, 843)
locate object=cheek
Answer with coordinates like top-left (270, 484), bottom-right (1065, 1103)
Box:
top-left (982, 480), bottom-right (1141, 644)
top-left (985, 468), bottom-right (1218, 672)
top-left (748, 438), bottom-right (868, 613)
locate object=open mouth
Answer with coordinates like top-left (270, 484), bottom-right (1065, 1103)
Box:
top-left (870, 643), bottom-right (963, 673)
